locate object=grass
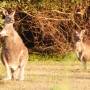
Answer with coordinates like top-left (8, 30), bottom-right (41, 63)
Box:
top-left (29, 52), bottom-right (77, 64)
top-left (0, 52), bottom-right (90, 90)
top-left (29, 52), bottom-right (76, 61)
top-left (51, 84), bottom-right (70, 90)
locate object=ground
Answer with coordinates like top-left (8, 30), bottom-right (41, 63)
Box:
top-left (0, 60), bottom-right (90, 90)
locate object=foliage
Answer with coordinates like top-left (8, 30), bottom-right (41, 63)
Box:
top-left (0, 0), bottom-right (89, 12)
top-left (0, 0), bottom-right (89, 54)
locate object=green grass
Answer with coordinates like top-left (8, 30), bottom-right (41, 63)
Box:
top-left (51, 84), bottom-right (70, 90)
top-left (29, 52), bottom-right (77, 64)
top-left (0, 51), bottom-right (89, 90)
top-left (0, 63), bottom-right (5, 78)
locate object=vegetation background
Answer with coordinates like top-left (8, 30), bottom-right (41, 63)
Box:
top-left (0, 0), bottom-right (89, 55)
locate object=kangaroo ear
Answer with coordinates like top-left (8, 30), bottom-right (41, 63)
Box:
top-left (75, 31), bottom-right (79, 37)
top-left (80, 30), bottom-right (85, 36)
top-left (10, 11), bottom-right (15, 16)
top-left (81, 30), bottom-right (85, 34)
top-left (3, 9), bottom-right (8, 16)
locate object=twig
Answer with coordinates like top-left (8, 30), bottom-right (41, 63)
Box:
top-left (38, 17), bottom-right (71, 21)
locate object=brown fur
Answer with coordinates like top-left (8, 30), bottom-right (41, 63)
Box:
top-left (75, 30), bottom-right (90, 69)
top-left (0, 10), bottom-right (28, 80)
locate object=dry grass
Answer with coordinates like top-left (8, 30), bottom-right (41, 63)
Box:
top-left (0, 60), bottom-right (90, 90)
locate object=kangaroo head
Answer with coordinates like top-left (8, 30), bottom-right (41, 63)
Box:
top-left (3, 9), bottom-right (15, 24)
top-left (75, 30), bottom-right (86, 41)
top-left (0, 10), bottom-right (15, 37)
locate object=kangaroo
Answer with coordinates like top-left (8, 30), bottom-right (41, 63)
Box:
top-left (0, 10), bottom-right (28, 80)
top-left (75, 30), bottom-right (90, 69)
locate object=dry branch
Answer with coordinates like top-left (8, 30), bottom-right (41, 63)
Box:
top-left (4, 6), bottom-right (88, 54)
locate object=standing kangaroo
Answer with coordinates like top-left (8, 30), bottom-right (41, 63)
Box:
top-left (75, 30), bottom-right (90, 69)
top-left (0, 10), bottom-right (28, 80)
